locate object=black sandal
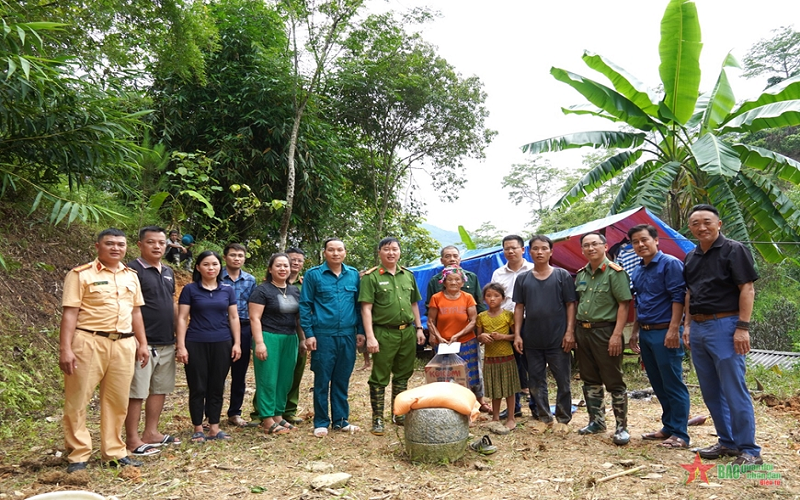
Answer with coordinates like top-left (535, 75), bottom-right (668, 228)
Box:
top-left (469, 435), bottom-right (497, 455)
top-left (278, 419), bottom-right (298, 431)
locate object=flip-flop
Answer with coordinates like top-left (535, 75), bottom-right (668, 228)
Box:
top-left (278, 420), bottom-right (298, 431)
top-left (267, 422), bottom-right (290, 435)
top-left (150, 434), bottom-right (182, 447)
top-left (191, 431), bottom-right (206, 443)
top-left (314, 427), bottom-right (328, 437)
top-left (658, 436), bottom-right (689, 449)
top-left (228, 415), bottom-right (253, 428)
top-left (487, 421), bottom-right (511, 435)
top-left (335, 424), bottom-right (360, 433)
top-left (210, 431), bottom-right (232, 440)
top-left (642, 431), bottom-right (671, 441)
top-left (130, 444), bottom-right (161, 456)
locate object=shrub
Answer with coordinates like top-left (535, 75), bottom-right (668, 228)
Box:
top-left (751, 297), bottom-right (798, 352)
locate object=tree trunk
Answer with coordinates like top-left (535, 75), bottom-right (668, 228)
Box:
top-left (278, 104), bottom-right (306, 251)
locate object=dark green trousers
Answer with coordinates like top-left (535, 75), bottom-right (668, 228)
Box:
top-left (576, 324), bottom-right (628, 429)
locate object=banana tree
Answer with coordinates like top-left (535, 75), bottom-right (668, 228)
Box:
top-left (521, 0), bottom-right (800, 262)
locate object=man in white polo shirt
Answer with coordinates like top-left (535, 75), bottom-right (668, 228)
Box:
top-left (491, 235), bottom-right (535, 419)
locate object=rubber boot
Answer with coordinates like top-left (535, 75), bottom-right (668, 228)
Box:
top-left (391, 380), bottom-right (408, 426)
top-left (611, 391), bottom-right (630, 445)
top-left (578, 384), bottom-right (606, 434)
top-left (369, 384), bottom-right (385, 436)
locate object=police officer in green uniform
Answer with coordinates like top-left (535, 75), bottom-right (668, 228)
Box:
top-left (574, 232), bottom-right (632, 445)
top-left (359, 237), bottom-right (425, 436)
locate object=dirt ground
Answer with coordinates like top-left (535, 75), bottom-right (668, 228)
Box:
top-left (1, 360), bottom-right (799, 500)
top-left (0, 214), bottom-right (798, 499)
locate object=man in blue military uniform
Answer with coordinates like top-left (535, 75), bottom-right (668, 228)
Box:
top-left (300, 238), bottom-right (364, 437)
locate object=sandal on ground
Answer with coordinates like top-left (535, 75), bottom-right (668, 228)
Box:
top-left (641, 430), bottom-right (671, 441)
top-left (267, 422), bottom-right (290, 435)
top-left (470, 435), bottom-right (497, 455)
top-left (478, 403), bottom-right (491, 413)
top-left (278, 419), bottom-right (298, 431)
top-left (285, 415), bottom-right (304, 425)
top-left (130, 444), bottom-right (161, 456)
top-left (210, 430), bottom-right (232, 440)
top-left (191, 432), bottom-right (206, 443)
top-left (487, 421), bottom-right (510, 435)
top-left (658, 436), bottom-right (689, 449)
top-left (150, 434), bottom-right (182, 447)
top-left (335, 424), bottom-right (361, 433)
top-left (314, 427), bottom-right (328, 437)
top-left (228, 415), bottom-right (250, 428)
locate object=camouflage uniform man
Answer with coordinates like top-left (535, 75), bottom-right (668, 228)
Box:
top-left (574, 232), bottom-right (632, 445)
top-left (359, 237), bottom-right (425, 436)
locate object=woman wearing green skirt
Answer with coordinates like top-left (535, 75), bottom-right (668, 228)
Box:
top-left (248, 253), bottom-right (304, 435)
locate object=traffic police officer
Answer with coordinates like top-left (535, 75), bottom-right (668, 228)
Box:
top-left (60, 228), bottom-right (149, 472)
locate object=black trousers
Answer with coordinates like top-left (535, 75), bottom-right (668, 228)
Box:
top-left (185, 340), bottom-right (232, 426)
top-left (227, 323), bottom-right (252, 416)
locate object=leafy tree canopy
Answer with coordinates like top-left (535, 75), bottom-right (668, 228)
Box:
top-left (331, 10), bottom-right (496, 234)
top-left (16, 0), bottom-right (218, 84)
top-left (742, 25), bottom-right (800, 86)
top-left (522, 0), bottom-right (800, 263)
top-left (1, 3), bottom-right (147, 223)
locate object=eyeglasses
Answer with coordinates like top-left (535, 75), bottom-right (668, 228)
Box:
top-left (581, 242), bottom-right (604, 249)
top-left (503, 246), bottom-right (522, 252)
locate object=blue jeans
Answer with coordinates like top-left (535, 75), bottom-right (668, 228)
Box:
top-left (639, 326), bottom-right (690, 443)
top-left (525, 347), bottom-right (573, 423)
top-left (690, 316), bottom-right (760, 455)
top-left (310, 334), bottom-right (356, 429)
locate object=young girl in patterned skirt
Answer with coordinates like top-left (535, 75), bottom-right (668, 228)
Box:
top-left (476, 282), bottom-right (521, 430)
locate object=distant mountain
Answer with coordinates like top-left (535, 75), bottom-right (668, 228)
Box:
top-left (421, 223), bottom-right (463, 248)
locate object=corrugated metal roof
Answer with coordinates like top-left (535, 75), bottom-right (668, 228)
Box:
top-left (748, 349), bottom-right (800, 369)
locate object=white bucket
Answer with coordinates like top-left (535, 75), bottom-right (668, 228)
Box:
top-left (27, 492), bottom-right (106, 500)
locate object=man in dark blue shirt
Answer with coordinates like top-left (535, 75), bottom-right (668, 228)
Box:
top-left (627, 224), bottom-right (690, 449)
top-left (126, 226), bottom-right (179, 456)
top-left (683, 204), bottom-right (761, 466)
top-left (299, 238), bottom-right (364, 437)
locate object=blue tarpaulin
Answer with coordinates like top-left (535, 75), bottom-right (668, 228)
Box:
top-left (410, 207), bottom-right (694, 327)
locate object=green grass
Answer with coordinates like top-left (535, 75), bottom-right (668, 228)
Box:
top-left (0, 327), bottom-right (63, 439)
top-left (683, 357), bottom-right (800, 399)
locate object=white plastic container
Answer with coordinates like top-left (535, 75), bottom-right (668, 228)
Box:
top-left (27, 492), bottom-right (106, 500)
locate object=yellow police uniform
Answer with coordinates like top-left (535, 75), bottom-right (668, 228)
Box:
top-left (62, 258), bottom-right (144, 463)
